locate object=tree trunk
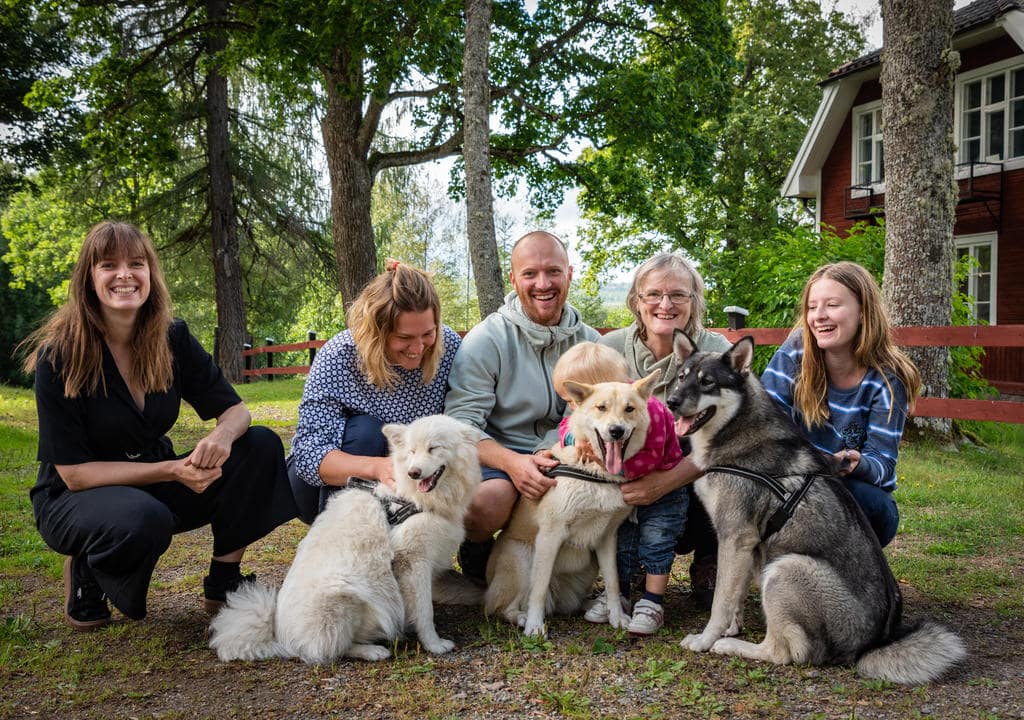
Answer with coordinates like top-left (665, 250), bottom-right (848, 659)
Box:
top-left (321, 55), bottom-right (377, 310)
top-left (879, 0), bottom-right (957, 439)
top-left (205, 0), bottom-right (246, 382)
top-left (463, 0), bottom-right (504, 319)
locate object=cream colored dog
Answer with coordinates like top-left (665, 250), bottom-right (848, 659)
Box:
top-left (484, 371), bottom-right (660, 637)
top-left (209, 415), bottom-right (480, 663)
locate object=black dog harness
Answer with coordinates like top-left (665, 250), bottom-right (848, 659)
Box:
top-left (346, 477), bottom-right (421, 526)
top-left (543, 463), bottom-right (622, 485)
top-left (706, 465), bottom-right (822, 540)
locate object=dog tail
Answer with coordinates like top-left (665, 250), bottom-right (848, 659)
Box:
top-left (856, 620), bottom-right (966, 685)
top-left (431, 568), bottom-right (485, 605)
top-left (208, 582), bottom-right (283, 662)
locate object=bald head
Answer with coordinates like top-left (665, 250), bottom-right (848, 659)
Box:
top-left (509, 230), bottom-right (573, 326)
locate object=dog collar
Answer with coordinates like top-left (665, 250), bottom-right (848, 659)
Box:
top-left (705, 465), bottom-right (821, 541)
top-left (346, 477), bottom-right (421, 526)
top-left (543, 463), bottom-right (622, 485)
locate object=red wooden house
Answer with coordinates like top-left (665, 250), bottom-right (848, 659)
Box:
top-left (783, 0), bottom-right (1023, 396)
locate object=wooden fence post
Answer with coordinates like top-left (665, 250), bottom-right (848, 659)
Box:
top-left (308, 331), bottom-right (318, 366)
top-left (242, 342), bottom-right (252, 384)
top-left (265, 337), bottom-right (274, 382)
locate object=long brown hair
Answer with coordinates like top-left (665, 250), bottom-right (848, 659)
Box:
top-left (347, 260), bottom-right (443, 390)
top-left (23, 221), bottom-right (174, 398)
top-left (792, 261), bottom-right (921, 427)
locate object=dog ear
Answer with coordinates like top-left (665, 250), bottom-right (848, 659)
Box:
top-left (381, 423), bottom-right (404, 448)
top-left (723, 336), bottom-right (755, 376)
top-left (672, 329), bottom-right (698, 363)
top-left (562, 380), bottom-right (595, 405)
top-left (634, 369), bottom-right (662, 400)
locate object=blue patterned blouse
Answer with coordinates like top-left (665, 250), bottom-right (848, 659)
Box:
top-left (289, 325), bottom-right (461, 486)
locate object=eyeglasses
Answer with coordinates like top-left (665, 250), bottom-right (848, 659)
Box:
top-left (640, 291), bottom-right (693, 306)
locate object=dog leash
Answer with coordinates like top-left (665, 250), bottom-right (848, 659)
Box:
top-left (543, 463), bottom-right (622, 485)
top-left (346, 477), bottom-right (421, 526)
top-left (705, 465), bottom-right (821, 540)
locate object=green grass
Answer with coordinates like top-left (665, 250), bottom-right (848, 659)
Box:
top-left (2, 381), bottom-right (1023, 719)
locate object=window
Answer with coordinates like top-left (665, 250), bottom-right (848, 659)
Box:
top-left (959, 65), bottom-right (1024, 163)
top-left (955, 233), bottom-right (997, 323)
top-left (853, 105), bottom-right (884, 184)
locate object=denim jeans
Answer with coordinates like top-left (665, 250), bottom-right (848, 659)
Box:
top-left (615, 486), bottom-right (689, 593)
top-left (843, 477), bottom-right (900, 547)
top-left (287, 414), bottom-right (388, 524)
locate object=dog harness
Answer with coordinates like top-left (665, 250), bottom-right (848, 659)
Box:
top-left (706, 465), bottom-right (821, 540)
top-left (346, 477), bottom-right (421, 526)
top-left (543, 463), bottom-right (622, 485)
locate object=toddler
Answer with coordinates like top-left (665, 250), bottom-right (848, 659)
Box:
top-left (552, 342), bottom-right (684, 635)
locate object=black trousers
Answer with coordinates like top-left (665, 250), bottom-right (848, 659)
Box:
top-left (32, 426), bottom-right (297, 620)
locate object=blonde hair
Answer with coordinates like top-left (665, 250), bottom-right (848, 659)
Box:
top-left (792, 261), bottom-right (922, 427)
top-left (626, 252), bottom-right (708, 342)
top-left (347, 260), bottom-right (443, 390)
top-left (552, 342), bottom-right (631, 399)
top-left (23, 221), bottom-right (173, 398)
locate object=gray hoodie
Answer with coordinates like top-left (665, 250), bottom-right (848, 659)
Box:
top-left (445, 292), bottom-right (599, 453)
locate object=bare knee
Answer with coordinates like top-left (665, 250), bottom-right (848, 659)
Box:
top-left (464, 479), bottom-right (518, 540)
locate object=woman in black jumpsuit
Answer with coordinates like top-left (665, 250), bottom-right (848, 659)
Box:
top-left (26, 221), bottom-right (296, 629)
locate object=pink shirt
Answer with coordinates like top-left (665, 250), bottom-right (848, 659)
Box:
top-left (558, 396), bottom-right (682, 479)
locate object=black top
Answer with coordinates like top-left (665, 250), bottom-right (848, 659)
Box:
top-left (32, 319), bottom-right (241, 495)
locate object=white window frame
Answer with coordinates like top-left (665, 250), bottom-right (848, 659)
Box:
top-left (954, 56), bottom-right (1024, 175)
top-left (954, 232), bottom-right (997, 324)
top-left (851, 101), bottom-right (885, 188)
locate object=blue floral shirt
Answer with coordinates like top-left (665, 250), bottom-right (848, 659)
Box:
top-left (289, 325), bottom-right (460, 486)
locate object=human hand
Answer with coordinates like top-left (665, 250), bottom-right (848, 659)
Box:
top-left (170, 457), bottom-right (223, 493)
top-left (509, 453), bottom-right (559, 501)
top-left (834, 448), bottom-right (861, 476)
top-left (373, 456), bottom-right (396, 489)
top-left (187, 429), bottom-right (233, 470)
top-left (620, 465), bottom-right (689, 506)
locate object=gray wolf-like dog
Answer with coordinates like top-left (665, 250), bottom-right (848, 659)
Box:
top-left (665, 331), bottom-right (965, 685)
top-left (484, 371), bottom-right (660, 637)
top-left (208, 414), bottom-right (480, 663)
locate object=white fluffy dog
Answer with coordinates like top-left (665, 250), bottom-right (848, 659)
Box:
top-left (208, 415), bottom-right (481, 663)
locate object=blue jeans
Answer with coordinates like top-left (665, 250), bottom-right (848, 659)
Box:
top-left (287, 414), bottom-right (387, 524)
top-left (615, 487), bottom-right (688, 593)
top-left (843, 477), bottom-right (899, 547)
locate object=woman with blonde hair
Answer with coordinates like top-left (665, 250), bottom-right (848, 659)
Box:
top-left (288, 261), bottom-right (461, 522)
top-left (27, 221), bottom-right (296, 630)
top-left (762, 261), bottom-right (921, 546)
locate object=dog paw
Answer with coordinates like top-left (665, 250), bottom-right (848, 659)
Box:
top-left (346, 643), bottom-right (391, 662)
top-left (608, 613), bottom-right (631, 631)
top-left (680, 632), bottom-right (716, 652)
top-left (523, 621), bottom-right (547, 638)
top-left (710, 637), bottom-right (742, 655)
top-left (423, 638), bottom-right (456, 655)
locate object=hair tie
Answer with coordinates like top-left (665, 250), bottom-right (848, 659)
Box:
top-left (385, 259), bottom-right (400, 272)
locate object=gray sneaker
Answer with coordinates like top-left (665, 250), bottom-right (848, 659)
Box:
top-left (627, 598), bottom-right (664, 636)
top-left (583, 592), bottom-right (631, 623)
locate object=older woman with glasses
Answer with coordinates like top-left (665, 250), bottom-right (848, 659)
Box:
top-left (597, 252), bottom-right (730, 616)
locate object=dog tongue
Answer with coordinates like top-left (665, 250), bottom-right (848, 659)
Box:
top-left (674, 416), bottom-right (693, 436)
top-left (418, 478), bottom-right (432, 493)
top-left (605, 441), bottom-right (624, 476)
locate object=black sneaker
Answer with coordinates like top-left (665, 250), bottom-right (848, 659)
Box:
top-left (689, 555), bottom-right (717, 610)
top-left (63, 555), bottom-right (111, 631)
top-left (202, 572), bottom-right (256, 614)
top-left (456, 538), bottom-right (494, 586)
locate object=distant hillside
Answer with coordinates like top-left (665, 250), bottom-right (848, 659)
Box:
top-left (598, 281), bottom-right (629, 306)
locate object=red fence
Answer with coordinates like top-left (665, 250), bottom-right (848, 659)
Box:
top-left (241, 324), bottom-right (1024, 424)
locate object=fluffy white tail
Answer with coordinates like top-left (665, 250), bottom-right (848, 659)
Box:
top-left (856, 621), bottom-right (967, 685)
top-left (208, 582), bottom-right (283, 661)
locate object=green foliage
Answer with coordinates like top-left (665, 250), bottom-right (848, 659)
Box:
top-left (578, 0), bottom-right (867, 288)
